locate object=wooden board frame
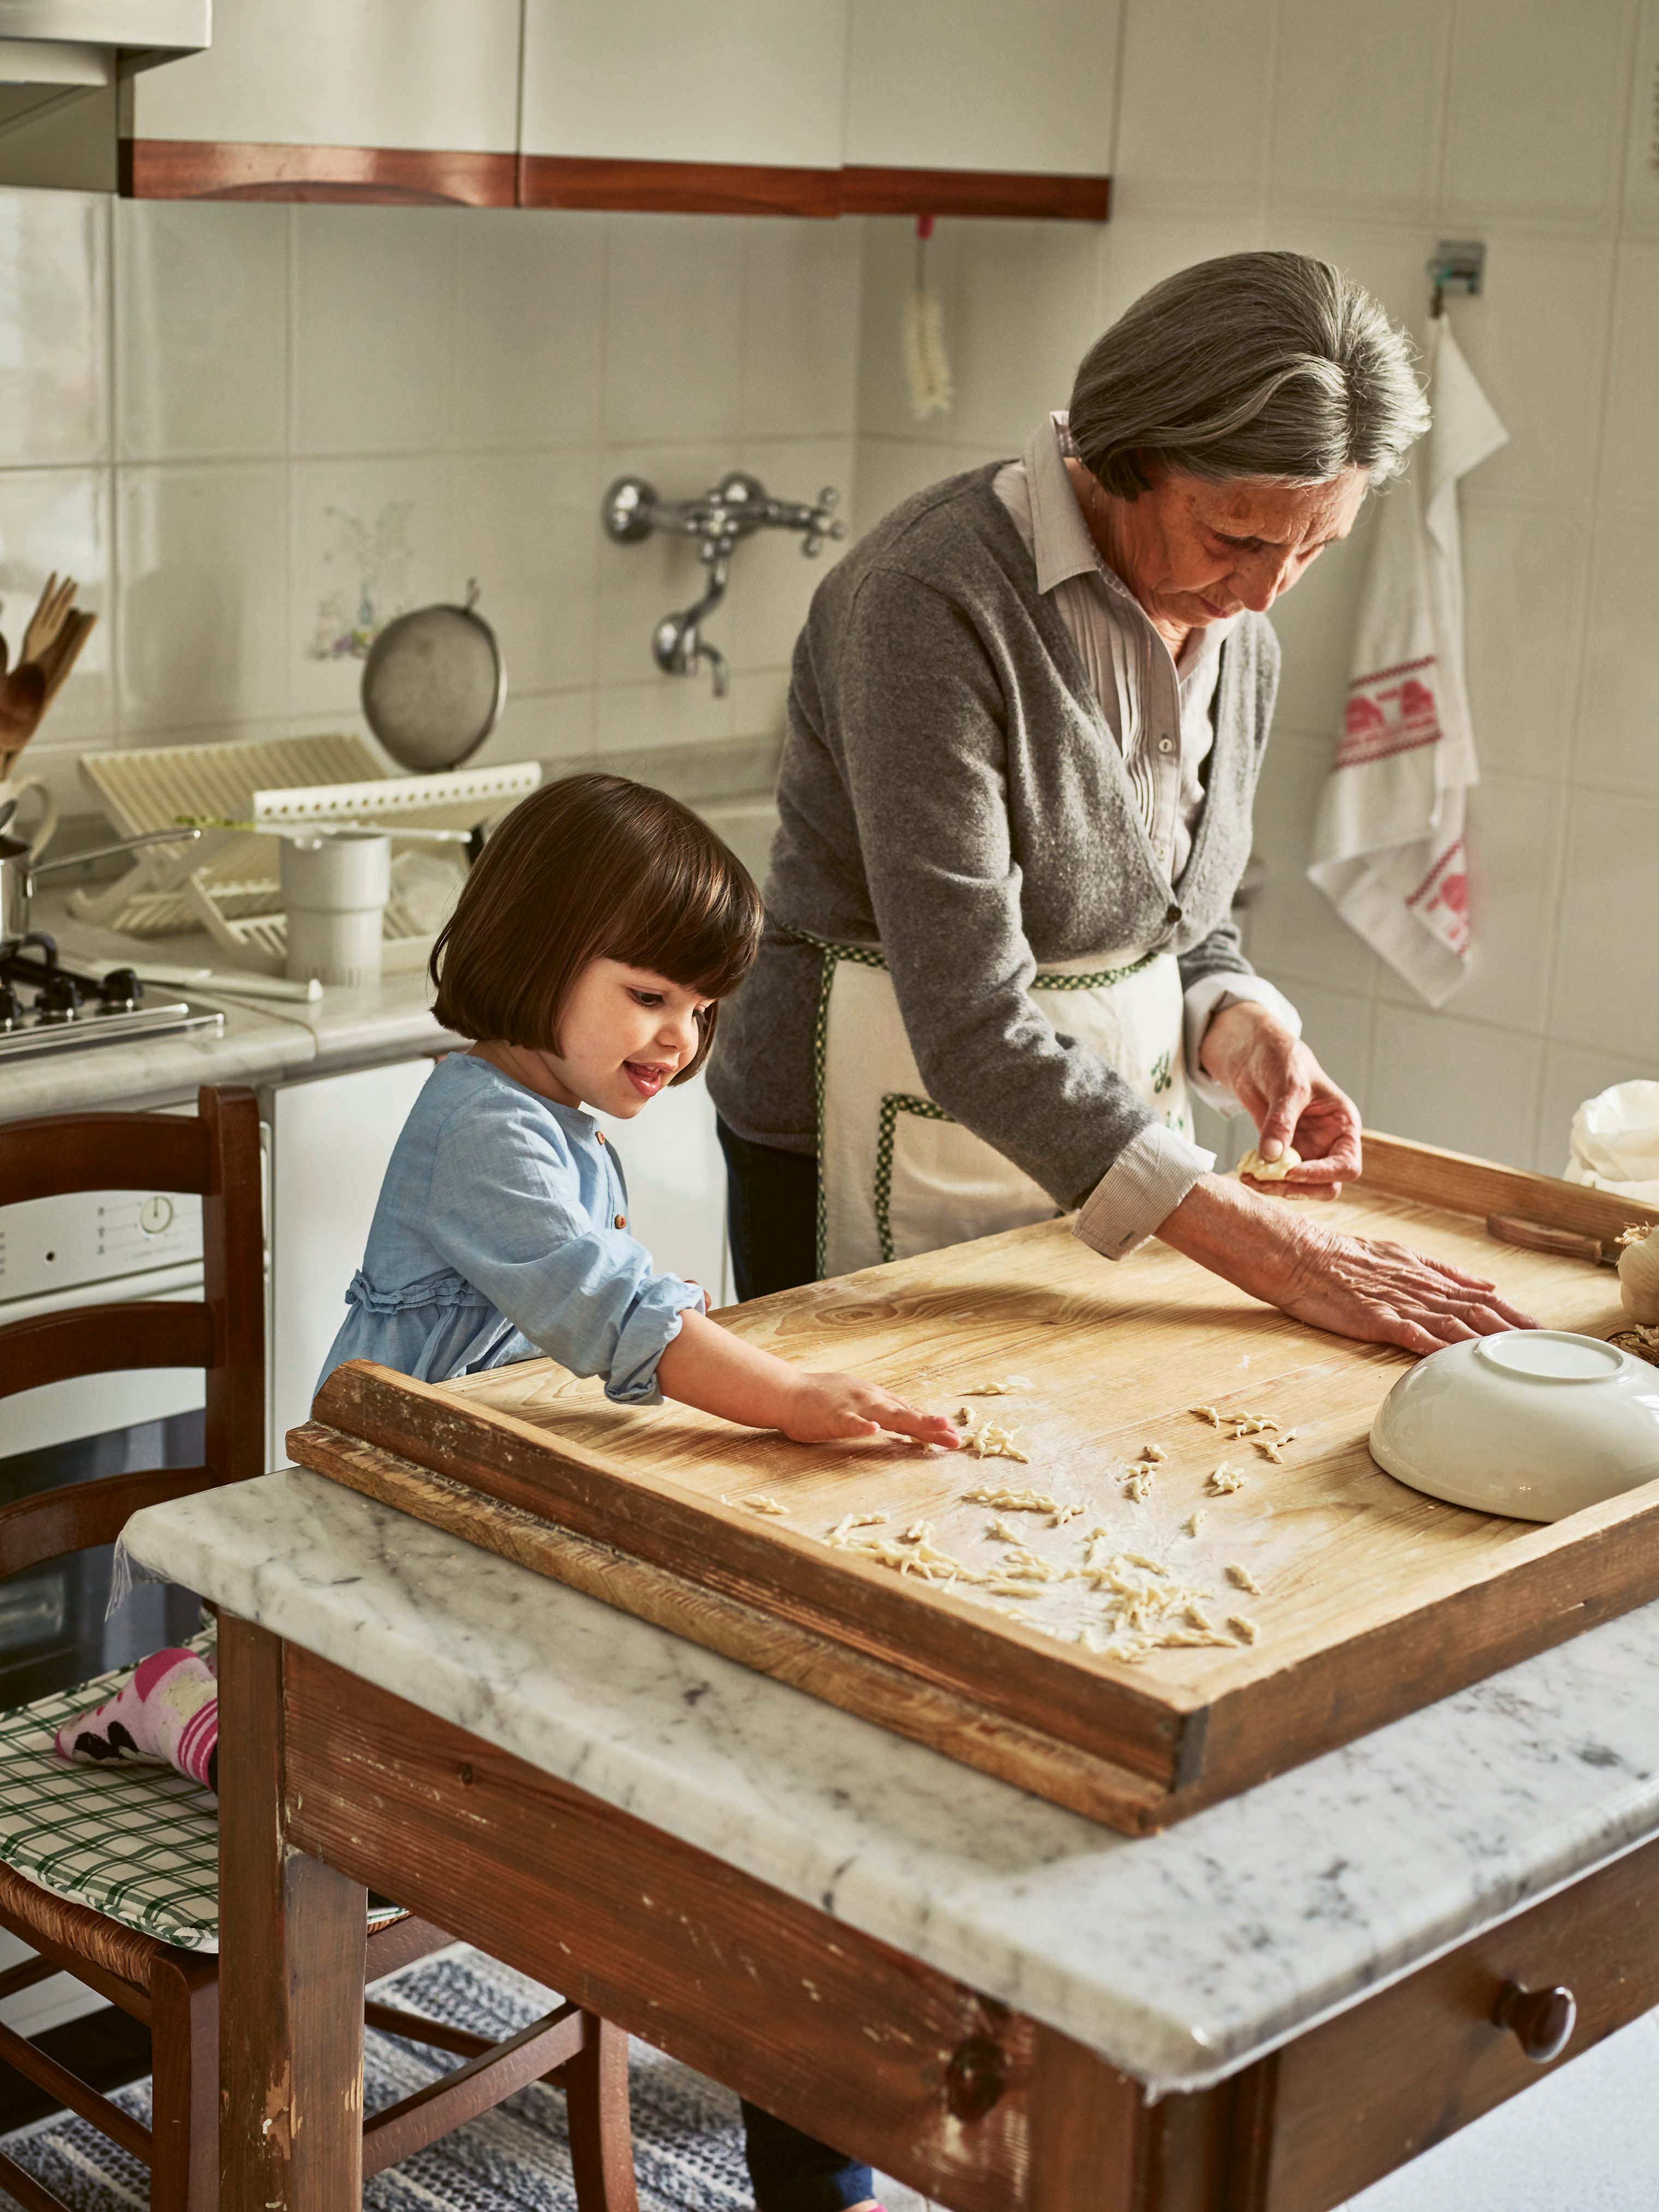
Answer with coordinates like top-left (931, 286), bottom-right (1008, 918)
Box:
top-left (293, 1133), bottom-right (1659, 1834)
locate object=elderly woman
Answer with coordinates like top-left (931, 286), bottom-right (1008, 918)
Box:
top-left (711, 250), bottom-right (1533, 2212)
top-left (710, 252), bottom-right (1532, 1384)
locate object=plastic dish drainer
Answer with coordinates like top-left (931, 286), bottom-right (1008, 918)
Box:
top-left (69, 734), bottom-right (540, 976)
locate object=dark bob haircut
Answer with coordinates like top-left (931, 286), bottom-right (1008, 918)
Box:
top-left (431, 771), bottom-right (763, 1082)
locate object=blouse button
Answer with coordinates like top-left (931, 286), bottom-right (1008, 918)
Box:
top-left (1157, 736), bottom-right (1174, 754)
top-left (614, 1212), bottom-right (627, 1229)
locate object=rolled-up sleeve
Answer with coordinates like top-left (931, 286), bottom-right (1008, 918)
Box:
top-left (1073, 1123), bottom-right (1216, 1261)
top-left (426, 1112), bottom-right (701, 1404)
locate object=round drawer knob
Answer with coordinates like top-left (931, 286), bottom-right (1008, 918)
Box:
top-left (944, 2034), bottom-right (1007, 2121)
top-left (1494, 1979), bottom-right (1576, 2064)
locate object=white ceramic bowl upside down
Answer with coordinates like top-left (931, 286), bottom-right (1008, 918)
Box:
top-left (1370, 1330), bottom-right (1659, 1523)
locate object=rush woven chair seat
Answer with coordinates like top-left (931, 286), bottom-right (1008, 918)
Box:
top-left (0, 1088), bottom-right (638, 2212)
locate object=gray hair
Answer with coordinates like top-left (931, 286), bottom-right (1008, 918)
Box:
top-left (1068, 251), bottom-right (1429, 499)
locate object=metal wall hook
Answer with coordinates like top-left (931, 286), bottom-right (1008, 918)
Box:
top-left (602, 470), bottom-right (847, 693)
top-left (1428, 239), bottom-right (1484, 319)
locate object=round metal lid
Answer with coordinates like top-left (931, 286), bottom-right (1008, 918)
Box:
top-left (360, 582), bottom-right (506, 774)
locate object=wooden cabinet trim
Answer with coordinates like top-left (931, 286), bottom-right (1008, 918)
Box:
top-left (518, 151), bottom-right (840, 217)
top-left (121, 139), bottom-right (518, 207)
top-left (123, 140), bottom-right (1110, 219)
top-left (840, 164), bottom-right (1110, 221)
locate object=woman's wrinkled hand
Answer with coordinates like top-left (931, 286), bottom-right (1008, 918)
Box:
top-left (1199, 1002), bottom-right (1361, 1198)
top-left (1159, 1176), bottom-right (1538, 1357)
top-left (781, 1374), bottom-right (962, 1448)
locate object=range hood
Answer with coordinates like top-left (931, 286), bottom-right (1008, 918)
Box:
top-left (0, 0), bottom-right (210, 190)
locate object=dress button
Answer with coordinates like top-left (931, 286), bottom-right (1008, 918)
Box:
top-left (614, 1212), bottom-right (627, 1229)
top-left (1157, 736), bottom-right (1174, 754)
top-left (1166, 902), bottom-right (1182, 925)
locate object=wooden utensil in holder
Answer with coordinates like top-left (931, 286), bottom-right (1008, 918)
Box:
top-left (0, 573), bottom-right (96, 779)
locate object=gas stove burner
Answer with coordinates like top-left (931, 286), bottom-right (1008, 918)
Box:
top-left (97, 966), bottom-right (141, 1014)
top-left (37, 972), bottom-right (83, 1024)
top-left (0, 943), bottom-right (223, 1065)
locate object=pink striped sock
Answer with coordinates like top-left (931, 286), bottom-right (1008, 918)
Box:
top-left (56, 1648), bottom-right (219, 1791)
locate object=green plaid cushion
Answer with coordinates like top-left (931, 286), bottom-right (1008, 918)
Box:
top-left (0, 1631), bottom-right (222, 1953)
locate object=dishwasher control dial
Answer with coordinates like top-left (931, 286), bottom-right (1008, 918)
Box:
top-left (139, 1196), bottom-right (174, 1236)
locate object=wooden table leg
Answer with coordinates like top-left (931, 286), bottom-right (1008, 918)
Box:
top-left (219, 1617), bottom-right (368, 2211)
top-left (565, 2014), bottom-right (639, 2212)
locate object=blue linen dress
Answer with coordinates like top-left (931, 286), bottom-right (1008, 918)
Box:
top-left (316, 1054), bottom-right (703, 1404)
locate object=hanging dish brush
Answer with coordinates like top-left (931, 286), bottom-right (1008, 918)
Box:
top-left (902, 213), bottom-right (954, 421)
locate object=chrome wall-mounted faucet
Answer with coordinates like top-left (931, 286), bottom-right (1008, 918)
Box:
top-left (601, 471), bottom-right (847, 697)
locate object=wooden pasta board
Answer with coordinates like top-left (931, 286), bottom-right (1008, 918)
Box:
top-left (292, 1132), bottom-right (1659, 1835)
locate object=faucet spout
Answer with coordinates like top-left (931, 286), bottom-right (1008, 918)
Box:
top-left (652, 542), bottom-right (734, 694)
top-left (603, 468), bottom-right (845, 693)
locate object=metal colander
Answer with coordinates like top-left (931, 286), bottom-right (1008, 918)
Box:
top-left (360, 581), bottom-right (506, 774)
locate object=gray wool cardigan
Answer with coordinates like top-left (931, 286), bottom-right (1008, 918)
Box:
top-left (705, 463), bottom-right (1280, 1212)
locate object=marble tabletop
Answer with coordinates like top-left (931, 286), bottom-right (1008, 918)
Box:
top-left (124, 1468), bottom-right (1659, 2095)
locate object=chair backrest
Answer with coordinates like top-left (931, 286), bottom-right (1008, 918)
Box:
top-left (0, 1085), bottom-right (263, 1577)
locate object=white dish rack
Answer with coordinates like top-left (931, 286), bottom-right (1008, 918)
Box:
top-left (70, 734), bottom-right (539, 975)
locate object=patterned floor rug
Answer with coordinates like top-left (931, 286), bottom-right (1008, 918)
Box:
top-left (0, 1946), bottom-right (764, 2211)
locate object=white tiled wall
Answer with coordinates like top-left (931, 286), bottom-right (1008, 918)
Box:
top-left (8, 0), bottom-right (1659, 1180)
top-left (853, 0), bottom-right (1659, 1175)
top-left (0, 198), bottom-right (862, 820)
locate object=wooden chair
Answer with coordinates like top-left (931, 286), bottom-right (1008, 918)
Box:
top-left (0, 1085), bottom-right (637, 2212)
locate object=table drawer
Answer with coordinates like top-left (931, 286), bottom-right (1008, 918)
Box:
top-left (1260, 1830), bottom-right (1659, 2212)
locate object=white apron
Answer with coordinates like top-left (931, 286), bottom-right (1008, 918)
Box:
top-left (806, 932), bottom-right (1192, 1279)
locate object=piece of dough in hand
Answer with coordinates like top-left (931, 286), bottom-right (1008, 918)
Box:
top-left (1239, 1144), bottom-right (1301, 1182)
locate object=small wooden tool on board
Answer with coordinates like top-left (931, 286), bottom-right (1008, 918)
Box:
top-left (1486, 1212), bottom-right (1621, 1268)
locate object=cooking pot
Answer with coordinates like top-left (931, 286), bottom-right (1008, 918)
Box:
top-left (0, 826), bottom-right (200, 950)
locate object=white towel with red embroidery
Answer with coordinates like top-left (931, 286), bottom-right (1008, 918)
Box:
top-left (1307, 319), bottom-right (1507, 1006)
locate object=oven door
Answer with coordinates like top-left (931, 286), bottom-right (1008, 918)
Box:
top-left (0, 1258), bottom-right (206, 1708)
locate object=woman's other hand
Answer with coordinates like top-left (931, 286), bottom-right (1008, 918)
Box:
top-left (782, 1375), bottom-right (962, 1448)
top-left (1199, 1002), bottom-right (1361, 1197)
top-left (1159, 1175), bottom-right (1537, 1357)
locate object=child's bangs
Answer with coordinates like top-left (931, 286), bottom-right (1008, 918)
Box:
top-left (602, 827), bottom-right (762, 1002)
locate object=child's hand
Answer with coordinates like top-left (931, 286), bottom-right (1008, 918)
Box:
top-left (781, 1373), bottom-right (961, 1448)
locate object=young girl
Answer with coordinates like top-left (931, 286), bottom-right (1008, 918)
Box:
top-left (314, 769), bottom-right (958, 1443)
top-left (61, 771), bottom-right (942, 2212)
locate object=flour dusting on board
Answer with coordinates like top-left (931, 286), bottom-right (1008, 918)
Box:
top-left (818, 1389), bottom-right (1281, 1665)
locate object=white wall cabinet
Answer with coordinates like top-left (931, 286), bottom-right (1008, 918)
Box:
top-left (266, 1055), bottom-right (729, 1466)
top-left (842, 0), bottom-right (1121, 177)
top-left (520, 0), bottom-right (848, 172)
top-left (130, 0), bottom-right (522, 154)
top-left (123, 0), bottom-right (1115, 207)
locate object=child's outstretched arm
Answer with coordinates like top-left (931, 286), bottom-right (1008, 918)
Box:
top-left (656, 1311), bottom-right (959, 1447)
